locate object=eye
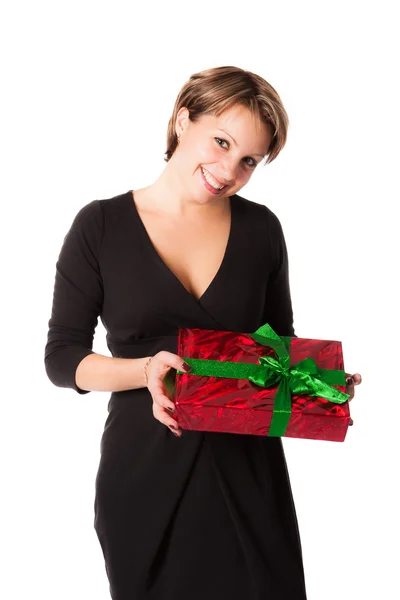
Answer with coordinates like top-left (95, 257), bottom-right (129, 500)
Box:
top-left (215, 137), bottom-right (228, 149)
top-left (214, 138), bottom-right (257, 169)
top-left (244, 157), bottom-right (257, 168)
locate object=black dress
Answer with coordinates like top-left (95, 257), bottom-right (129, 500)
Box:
top-left (45, 190), bottom-right (308, 600)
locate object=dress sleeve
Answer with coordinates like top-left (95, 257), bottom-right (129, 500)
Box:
top-left (44, 200), bottom-right (104, 394)
top-left (263, 207), bottom-right (296, 337)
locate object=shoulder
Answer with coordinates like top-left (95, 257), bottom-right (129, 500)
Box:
top-left (233, 193), bottom-right (288, 271)
top-left (233, 192), bottom-right (284, 238)
top-left (64, 198), bottom-right (101, 241)
top-left (98, 190), bottom-right (133, 210)
top-left (64, 190), bottom-right (128, 247)
top-left (69, 190), bottom-right (132, 233)
top-left (97, 190), bottom-right (134, 227)
top-left (59, 191), bottom-right (132, 261)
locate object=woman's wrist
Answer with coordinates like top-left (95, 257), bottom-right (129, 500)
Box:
top-left (143, 356), bottom-right (153, 387)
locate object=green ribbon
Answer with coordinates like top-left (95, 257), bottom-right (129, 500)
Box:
top-left (176, 322), bottom-right (349, 436)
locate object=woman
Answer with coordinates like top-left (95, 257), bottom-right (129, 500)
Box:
top-left (44, 66), bottom-right (361, 599)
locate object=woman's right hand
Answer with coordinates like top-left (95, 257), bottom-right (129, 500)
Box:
top-left (144, 351), bottom-right (192, 437)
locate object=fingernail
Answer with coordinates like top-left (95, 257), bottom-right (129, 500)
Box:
top-left (182, 362), bottom-right (192, 372)
top-left (167, 406), bottom-right (175, 413)
top-left (346, 376), bottom-right (354, 386)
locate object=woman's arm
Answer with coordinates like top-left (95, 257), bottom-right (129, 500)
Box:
top-left (44, 199), bottom-right (136, 394)
top-left (75, 353), bottom-right (151, 392)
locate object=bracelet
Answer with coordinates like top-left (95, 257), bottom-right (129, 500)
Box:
top-left (143, 356), bottom-right (153, 386)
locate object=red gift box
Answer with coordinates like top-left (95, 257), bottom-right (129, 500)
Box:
top-left (173, 325), bottom-right (351, 442)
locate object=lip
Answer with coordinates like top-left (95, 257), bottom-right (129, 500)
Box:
top-left (200, 166), bottom-right (226, 194)
top-left (201, 166), bottom-right (225, 187)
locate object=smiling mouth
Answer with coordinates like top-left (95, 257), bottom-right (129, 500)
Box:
top-left (201, 166), bottom-right (226, 191)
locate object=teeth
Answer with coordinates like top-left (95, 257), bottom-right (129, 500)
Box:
top-left (201, 167), bottom-right (225, 190)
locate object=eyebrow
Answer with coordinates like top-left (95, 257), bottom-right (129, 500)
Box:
top-left (218, 128), bottom-right (265, 158)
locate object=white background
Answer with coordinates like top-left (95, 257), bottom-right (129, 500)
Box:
top-left (1, 1), bottom-right (399, 598)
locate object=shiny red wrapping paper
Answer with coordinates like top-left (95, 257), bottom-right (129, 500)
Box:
top-left (174, 327), bottom-right (351, 442)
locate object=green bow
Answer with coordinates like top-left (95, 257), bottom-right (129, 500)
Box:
top-left (176, 322), bottom-right (349, 436)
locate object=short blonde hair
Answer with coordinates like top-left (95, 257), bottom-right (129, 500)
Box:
top-left (165, 66), bottom-right (289, 166)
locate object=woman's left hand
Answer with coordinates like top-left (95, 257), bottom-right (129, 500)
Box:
top-left (345, 373), bottom-right (362, 426)
top-left (345, 373), bottom-right (362, 401)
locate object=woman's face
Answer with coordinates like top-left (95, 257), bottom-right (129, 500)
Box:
top-left (174, 104), bottom-right (272, 202)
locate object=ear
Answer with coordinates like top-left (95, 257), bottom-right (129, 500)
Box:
top-left (175, 107), bottom-right (190, 137)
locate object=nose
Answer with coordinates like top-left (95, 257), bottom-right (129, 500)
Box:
top-left (218, 161), bottom-right (237, 185)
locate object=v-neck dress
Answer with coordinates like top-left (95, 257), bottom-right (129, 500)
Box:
top-left (44, 190), bottom-right (308, 600)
